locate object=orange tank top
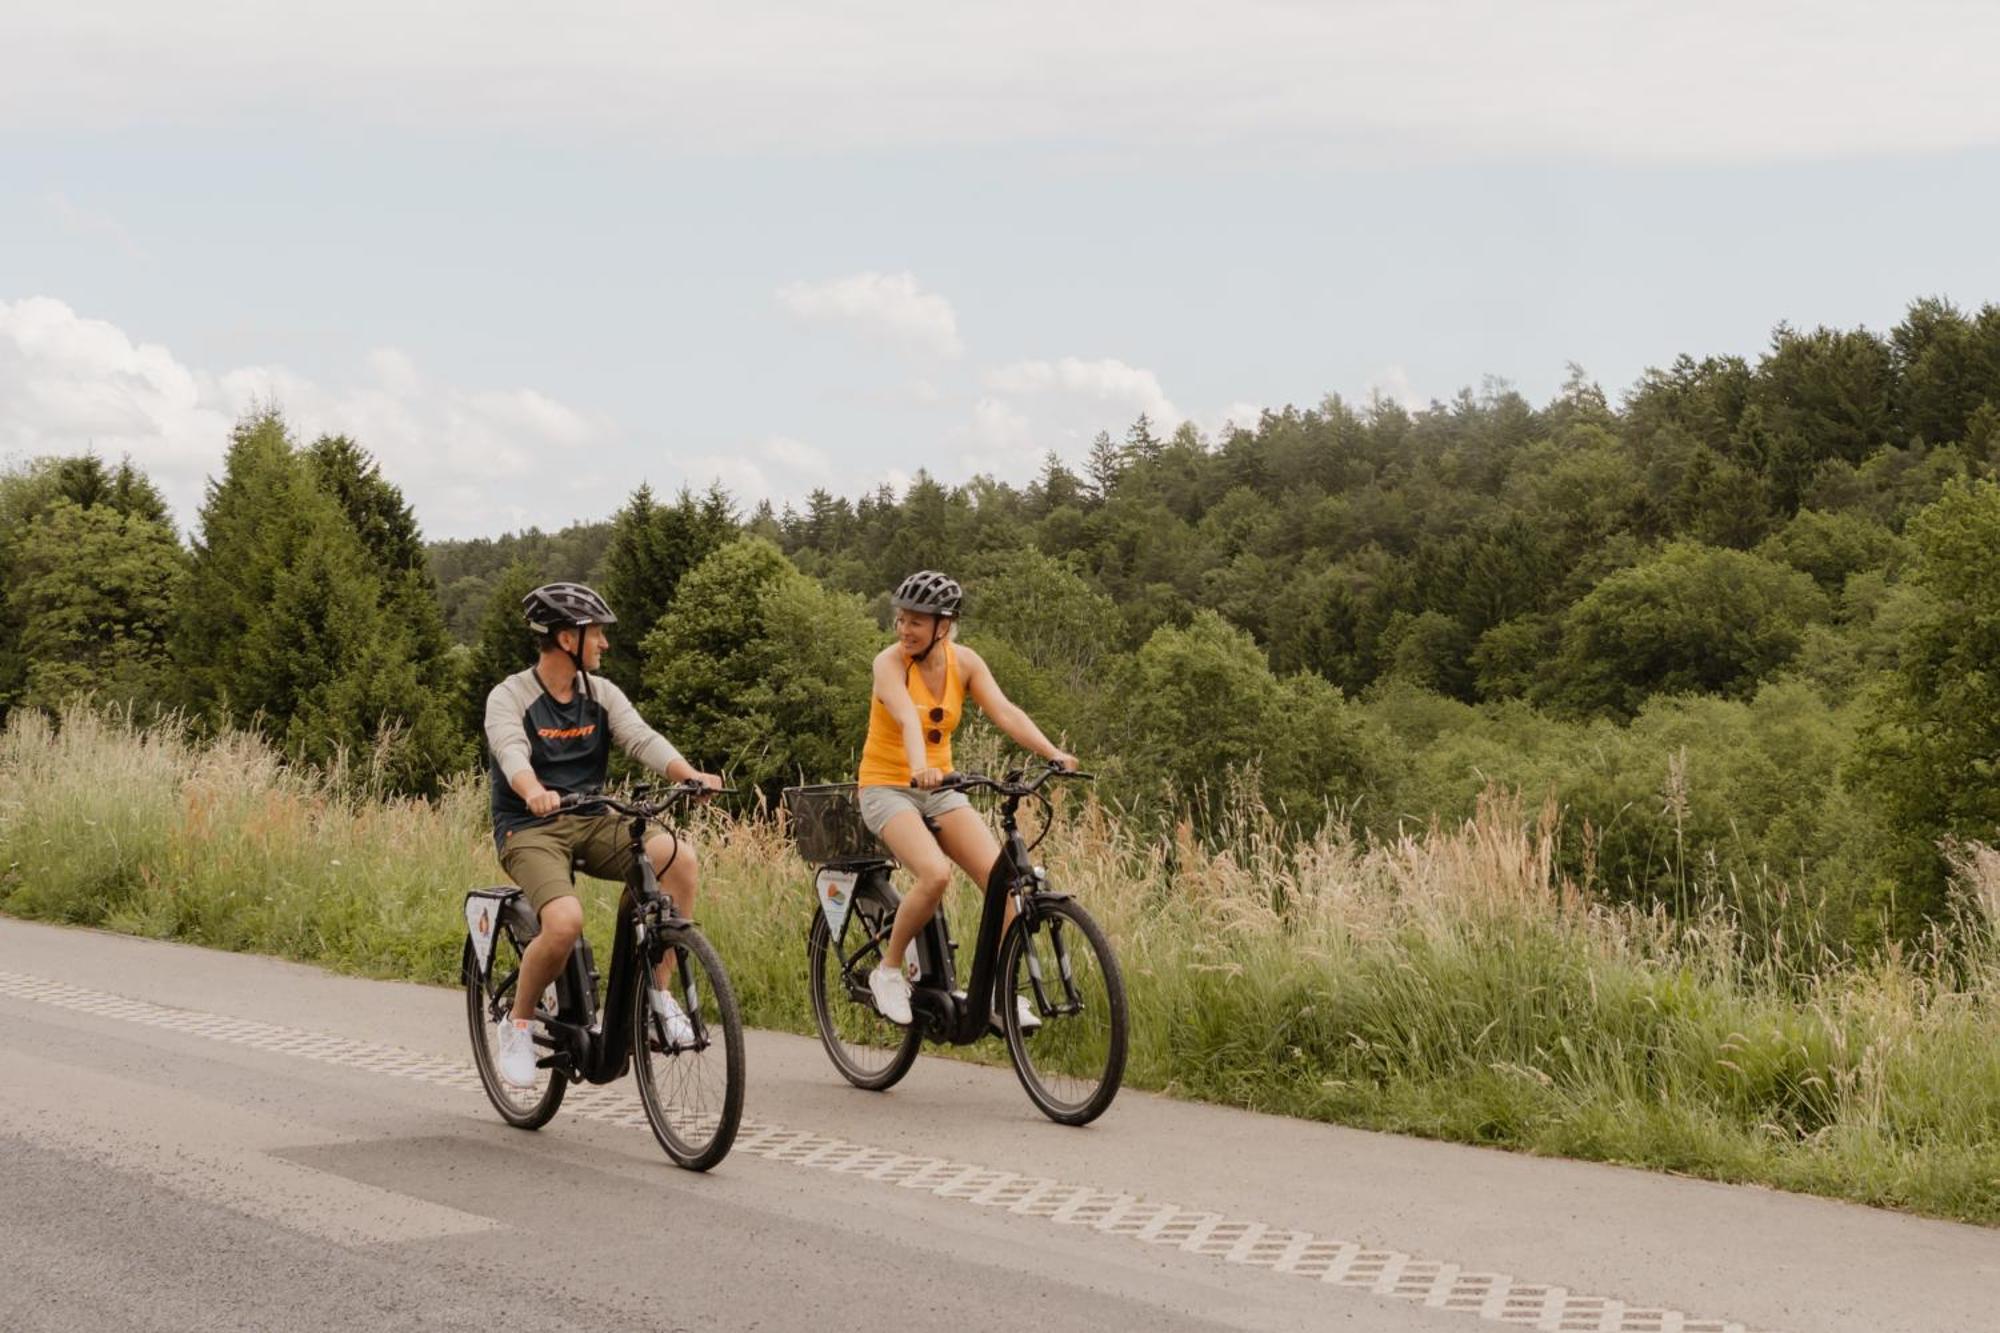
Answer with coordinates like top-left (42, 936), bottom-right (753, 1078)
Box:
top-left (858, 643), bottom-right (964, 786)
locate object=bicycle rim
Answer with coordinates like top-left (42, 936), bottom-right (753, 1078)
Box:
top-left (632, 927), bottom-right (744, 1171)
top-left (465, 935), bottom-right (567, 1129)
top-left (808, 880), bottom-right (921, 1090)
top-left (1001, 898), bottom-right (1127, 1126)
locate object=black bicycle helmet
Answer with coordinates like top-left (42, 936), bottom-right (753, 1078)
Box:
top-left (522, 582), bottom-right (619, 634)
top-left (891, 570), bottom-right (963, 619)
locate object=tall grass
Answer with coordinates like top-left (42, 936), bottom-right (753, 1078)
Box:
top-left (3, 705), bottom-right (1997, 1224)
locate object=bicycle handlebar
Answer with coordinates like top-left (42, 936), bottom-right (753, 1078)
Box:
top-left (922, 760), bottom-right (1095, 799)
top-left (556, 781), bottom-right (737, 819)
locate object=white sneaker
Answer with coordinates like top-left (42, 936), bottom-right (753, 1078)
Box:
top-left (497, 1017), bottom-right (539, 1087)
top-left (651, 988), bottom-right (696, 1047)
top-left (993, 995), bottom-right (1043, 1034)
top-left (869, 963), bottom-right (914, 1025)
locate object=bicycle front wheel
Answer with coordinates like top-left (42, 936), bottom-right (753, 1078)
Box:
top-left (999, 897), bottom-right (1128, 1126)
top-left (632, 925), bottom-right (744, 1171)
top-left (807, 877), bottom-right (922, 1091)
top-left (465, 935), bottom-right (567, 1129)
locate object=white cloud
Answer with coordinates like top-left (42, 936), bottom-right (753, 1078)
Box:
top-left (41, 190), bottom-right (144, 260)
top-left (5, 4), bottom-right (1998, 163)
top-left (681, 435), bottom-right (836, 508)
top-left (1363, 365), bottom-right (1424, 410)
top-left (777, 271), bottom-right (963, 359)
top-left (1209, 402), bottom-right (1266, 436)
top-left (760, 435), bottom-right (832, 478)
top-left (959, 396), bottom-right (1037, 473)
top-left (0, 296), bottom-right (621, 538)
top-left (985, 356), bottom-right (1180, 426)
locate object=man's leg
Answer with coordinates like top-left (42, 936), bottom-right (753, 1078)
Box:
top-left (647, 831), bottom-right (697, 918)
top-left (498, 825), bottom-right (587, 1025)
top-left (512, 895), bottom-right (582, 1023)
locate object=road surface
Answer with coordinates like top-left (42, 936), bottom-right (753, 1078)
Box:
top-left (0, 918), bottom-right (1991, 1332)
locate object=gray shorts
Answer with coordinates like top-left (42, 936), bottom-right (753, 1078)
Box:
top-left (857, 784), bottom-right (972, 837)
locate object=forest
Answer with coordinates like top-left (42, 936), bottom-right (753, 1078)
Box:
top-left (7, 298), bottom-right (2000, 952)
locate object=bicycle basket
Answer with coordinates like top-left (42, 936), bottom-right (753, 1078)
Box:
top-left (781, 783), bottom-right (878, 864)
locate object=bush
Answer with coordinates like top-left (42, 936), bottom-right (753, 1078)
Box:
top-left (1546, 541), bottom-right (1831, 718)
top-left (641, 537), bottom-right (876, 794)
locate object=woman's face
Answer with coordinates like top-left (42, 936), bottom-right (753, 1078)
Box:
top-left (893, 610), bottom-right (942, 655)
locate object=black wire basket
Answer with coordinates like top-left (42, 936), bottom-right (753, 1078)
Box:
top-left (780, 783), bottom-right (879, 864)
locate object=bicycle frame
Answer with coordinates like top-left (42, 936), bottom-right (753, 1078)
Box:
top-left (840, 786), bottom-right (1066, 1047)
top-left (479, 804), bottom-right (709, 1086)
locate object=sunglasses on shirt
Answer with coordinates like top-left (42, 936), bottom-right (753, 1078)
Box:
top-left (926, 705), bottom-right (944, 744)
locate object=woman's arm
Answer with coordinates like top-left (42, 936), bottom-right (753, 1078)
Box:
top-left (960, 647), bottom-right (1076, 769)
top-left (873, 649), bottom-right (944, 786)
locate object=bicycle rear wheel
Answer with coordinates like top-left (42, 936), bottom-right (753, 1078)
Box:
top-left (808, 877), bottom-right (922, 1090)
top-left (632, 925), bottom-right (744, 1172)
top-left (464, 934), bottom-right (567, 1129)
top-left (999, 897), bottom-right (1127, 1126)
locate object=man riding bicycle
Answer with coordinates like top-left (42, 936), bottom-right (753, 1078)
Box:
top-left (485, 581), bottom-right (722, 1088)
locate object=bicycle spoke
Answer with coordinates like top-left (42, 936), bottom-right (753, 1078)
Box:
top-left (1003, 899), bottom-right (1127, 1125)
top-left (633, 929), bottom-right (743, 1170)
top-left (809, 883), bottom-right (921, 1090)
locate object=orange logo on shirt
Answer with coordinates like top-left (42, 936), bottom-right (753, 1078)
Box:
top-left (537, 724), bottom-right (598, 741)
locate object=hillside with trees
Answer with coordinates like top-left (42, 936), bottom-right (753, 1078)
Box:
top-left (7, 298), bottom-right (2000, 949)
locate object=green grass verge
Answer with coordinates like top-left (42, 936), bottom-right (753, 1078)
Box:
top-left (3, 706), bottom-right (1997, 1224)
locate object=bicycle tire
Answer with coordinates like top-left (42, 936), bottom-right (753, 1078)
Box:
top-left (632, 925), bottom-right (744, 1171)
top-left (998, 897), bottom-right (1127, 1126)
top-left (464, 935), bottom-right (567, 1129)
top-left (807, 877), bottom-right (922, 1091)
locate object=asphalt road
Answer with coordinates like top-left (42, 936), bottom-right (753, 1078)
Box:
top-left (0, 918), bottom-right (1991, 1333)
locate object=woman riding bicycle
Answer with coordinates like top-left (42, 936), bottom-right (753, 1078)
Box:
top-left (859, 570), bottom-right (1076, 1028)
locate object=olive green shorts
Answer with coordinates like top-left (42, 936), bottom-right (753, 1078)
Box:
top-left (498, 812), bottom-right (640, 913)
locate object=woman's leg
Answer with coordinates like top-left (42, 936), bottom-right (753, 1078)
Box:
top-left (930, 806), bottom-right (1032, 1018)
top-left (876, 809), bottom-right (955, 971)
top-left (929, 805), bottom-right (1002, 900)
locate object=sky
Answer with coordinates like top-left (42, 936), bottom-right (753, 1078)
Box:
top-left (3, 2), bottom-right (1999, 539)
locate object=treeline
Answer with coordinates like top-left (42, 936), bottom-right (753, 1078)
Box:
top-left (7, 299), bottom-right (2000, 952)
top-left (0, 418), bottom-right (467, 789)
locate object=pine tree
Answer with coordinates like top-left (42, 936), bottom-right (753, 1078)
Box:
top-left (1085, 431), bottom-right (1125, 503)
top-left (173, 412), bottom-right (302, 715)
top-left (1125, 413), bottom-right (1162, 462)
top-left (596, 483), bottom-right (740, 692)
top-left (12, 500), bottom-right (186, 714)
top-left (0, 453), bottom-right (180, 719)
top-left (174, 411), bottom-right (468, 792)
top-left (461, 561), bottom-right (545, 743)
top-left (1030, 452), bottom-right (1084, 515)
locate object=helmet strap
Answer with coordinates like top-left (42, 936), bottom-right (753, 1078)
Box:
top-left (568, 625), bottom-right (592, 697)
top-left (910, 617), bottom-right (948, 663)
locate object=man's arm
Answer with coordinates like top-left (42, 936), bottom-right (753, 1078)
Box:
top-left (485, 679), bottom-right (561, 816)
top-left (597, 678), bottom-right (714, 786)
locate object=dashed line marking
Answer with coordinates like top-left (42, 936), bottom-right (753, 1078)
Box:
top-left (0, 969), bottom-right (1767, 1333)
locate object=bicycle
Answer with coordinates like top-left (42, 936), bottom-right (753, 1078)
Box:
top-left (462, 781), bottom-right (746, 1171)
top-left (785, 762), bottom-right (1128, 1126)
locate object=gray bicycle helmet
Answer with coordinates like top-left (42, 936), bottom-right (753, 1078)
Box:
top-left (891, 570), bottom-right (963, 619)
top-left (522, 582), bottom-right (619, 634)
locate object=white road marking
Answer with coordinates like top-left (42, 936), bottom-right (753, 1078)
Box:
top-left (0, 969), bottom-right (1765, 1333)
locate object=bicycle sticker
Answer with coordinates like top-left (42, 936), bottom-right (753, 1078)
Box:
top-left (816, 868), bottom-right (859, 939)
top-left (466, 897), bottom-right (498, 974)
